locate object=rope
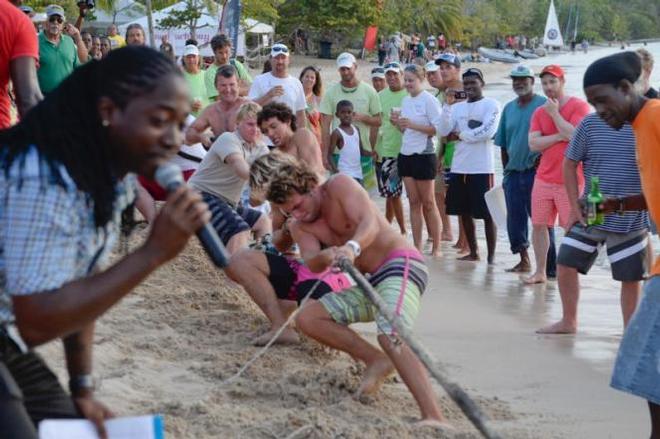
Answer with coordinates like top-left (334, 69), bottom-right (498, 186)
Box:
top-left (222, 276), bottom-right (327, 385)
top-left (336, 259), bottom-right (503, 439)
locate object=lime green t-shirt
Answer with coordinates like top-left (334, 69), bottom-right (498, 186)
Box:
top-left (204, 59), bottom-right (252, 100)
top-left (376, 88), bottom-right (407, 158)
top-left (320, 81), bottom-right (382, 152)
top-left (183, 70), bottom-right (210, 117)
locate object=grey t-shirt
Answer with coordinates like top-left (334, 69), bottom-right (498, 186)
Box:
top-left (189, 131), bottom-right (268, 205)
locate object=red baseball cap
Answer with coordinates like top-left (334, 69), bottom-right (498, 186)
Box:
top-left (540, 64), bottom-right (565, 79)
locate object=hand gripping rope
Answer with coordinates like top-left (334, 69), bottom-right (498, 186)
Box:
top-left (336, 258), bottom-right (502, 439)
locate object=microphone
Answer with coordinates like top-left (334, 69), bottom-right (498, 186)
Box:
top-left (154, 163), bottom-right (230, 268)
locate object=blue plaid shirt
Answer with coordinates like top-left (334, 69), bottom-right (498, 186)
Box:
top-left (0, 147), bottom-right (136, 324)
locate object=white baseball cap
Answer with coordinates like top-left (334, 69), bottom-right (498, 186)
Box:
top-left (270, 43), bottom-right (289, 57)
top-left (183, 44), bottom-right (199, 57)
top-left (336, 52), bottom-right (356, 69)
top-left (383, 61), bottom-right (402, 74)
top-left (371, 67), bottom-right (385, 79)
top-left (425, 61), bottom-right (440, 73)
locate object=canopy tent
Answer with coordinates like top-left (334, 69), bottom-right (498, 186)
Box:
top-left (90, 0), bottom-right (146, 28)
top-left (118, 2), bottom-right (274, 57)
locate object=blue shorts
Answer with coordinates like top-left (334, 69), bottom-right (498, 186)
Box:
top-left (202, 192), bottom-right (262, 245)
top-left (611, 276), bottom-right (660, 404)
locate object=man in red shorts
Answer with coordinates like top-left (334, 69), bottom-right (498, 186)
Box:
top-left (524, 65), bottom-right (590, 284)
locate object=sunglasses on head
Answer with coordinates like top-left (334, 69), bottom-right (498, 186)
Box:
top-left (272, 46), bottom-right (289, 53)
top-left (371, 68), bottom-right (385, 74)
top-left (49, 16), bottom-right (64, 24)
top-left (404, 64), bottom-right (419, 72)
top-left (384, 62), bottom-right (400, 69)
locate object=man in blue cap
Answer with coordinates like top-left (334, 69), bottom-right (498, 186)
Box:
top-left (495, 65), bottom-right (556, 275)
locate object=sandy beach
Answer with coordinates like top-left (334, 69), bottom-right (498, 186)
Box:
top-left (39, 225), bottom-right (524, 439)
top-left (38, 44), bottom-right (660, 438)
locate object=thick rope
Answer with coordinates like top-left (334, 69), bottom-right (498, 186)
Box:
top-left (337, 259), bottom-right (503, 439)
top-left (222, 276), bottom-right (327, 385)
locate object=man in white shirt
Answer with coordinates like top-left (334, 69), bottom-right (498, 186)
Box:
top-left (439, 68), bottom-right (501, 264)
top-left (248, 43), bottom-right (306, 129)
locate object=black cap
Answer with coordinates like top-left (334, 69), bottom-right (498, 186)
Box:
top-left (462, 67), bottom-right (484, 84)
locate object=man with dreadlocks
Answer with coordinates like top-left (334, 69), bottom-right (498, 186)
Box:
top-left (0, 47), bottom-right (209, 439)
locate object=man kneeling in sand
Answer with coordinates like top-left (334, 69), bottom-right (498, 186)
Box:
top-left (264, 161), bottom-right (447, 426)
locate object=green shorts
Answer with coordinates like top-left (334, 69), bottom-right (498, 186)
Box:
top-left (319, 251), bottom-right (427, 335)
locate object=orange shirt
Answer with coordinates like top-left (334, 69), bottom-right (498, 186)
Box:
top-left (530, 97), bottom-right (591, 185)
top-left (632, 99), bottom-right (660, 276)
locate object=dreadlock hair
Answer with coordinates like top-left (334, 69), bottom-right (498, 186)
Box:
top-left (257, 102), bottom-right (297, 131)
top-left (0, 46), bottom-right (182, 228)
top-left (266, 160), bottom-right (319, 205)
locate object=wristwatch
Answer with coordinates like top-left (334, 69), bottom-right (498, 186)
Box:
top-left (346, 240), bottom-right (361, 257)
top-left (69, 374), bottom-right (96, 395)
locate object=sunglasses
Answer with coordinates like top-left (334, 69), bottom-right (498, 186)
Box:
top-left (49, 16), bottom-right (64, 24)
top-left (371, 68), bottom-right (385, 74)
top-left (404, 64), bottom-right (419, 72)
top-left (272, 46), bottom-right (289, 54)
top-left (384, 62), bottom-right (400, 69)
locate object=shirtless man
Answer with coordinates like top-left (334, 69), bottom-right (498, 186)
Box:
top-left (225, 153), bottom-right (352, 346)
top-left (263, 161), bottom-right (446, 427)
top-left (186, 65), bottom-right (249, 148)
top-left (257, 102), bottom-right (325, 177)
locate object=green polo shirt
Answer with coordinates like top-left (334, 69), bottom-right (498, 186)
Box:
top-left (38, 32), bottom-right (80, 94)
top-left (204, 59), bottom-right (252, 100)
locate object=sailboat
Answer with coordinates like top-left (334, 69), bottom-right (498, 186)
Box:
top-left (543, 0), bottom-right (564, 49)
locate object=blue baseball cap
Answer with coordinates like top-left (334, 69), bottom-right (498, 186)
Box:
top-left (510, 65), bottom-right (535, 78)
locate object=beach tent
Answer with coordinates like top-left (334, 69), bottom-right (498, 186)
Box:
top-left (118, 2), bottom-right (274, 57)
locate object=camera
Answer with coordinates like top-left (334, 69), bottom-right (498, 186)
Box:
top-left (454, 90), bottom-right (467, 100)
top-left (77, 0), bottom-right (95, 10)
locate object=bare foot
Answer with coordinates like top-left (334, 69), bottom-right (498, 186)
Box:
top-left (355, 356), bottom-right (395, 398)
top-left (252, 327), bottom-right (300, 346)
top-left (413, 419), bottom-right (455, 432)
top-left (505, 261), bottom-right (531, 273)
top-left (457, 253), bottom-right (479, 261)
top-left (441, 233), bottom-right (454, 242)
top-left (430, 248), bottom-right (442, 258)
top-left (536, 320), bottom-right (577, 334)
top-left (522, 273), bottom-right (547, 285)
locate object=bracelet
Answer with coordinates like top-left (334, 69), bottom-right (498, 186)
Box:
top-left (346, 240), bottom-right (361, 257)
top-left (69, 374), bottom-right (96, 395)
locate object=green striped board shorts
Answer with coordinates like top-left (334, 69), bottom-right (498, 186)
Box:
top-left (319, 250), bottom-right (427, 335)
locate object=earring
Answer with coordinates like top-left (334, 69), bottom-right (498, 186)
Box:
top-left (102, 120), bottom-right (110, 127)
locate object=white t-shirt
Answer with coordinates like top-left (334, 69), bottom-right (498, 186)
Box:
top-left (337, 125), bottom-right (363, 179)
top-left (169, 115), bottom-right (206, 172)
top-left (438, 97), bottom-right (501, 174)
top-left (400, 90), bottom-right (442, 155)
top-left (248, 72), bottom-right (306, 113)
top-left (170, 143), bottom-right (207, 172)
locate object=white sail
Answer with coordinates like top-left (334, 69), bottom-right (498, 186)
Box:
top-left (543, 0), bottom-right (564, 48)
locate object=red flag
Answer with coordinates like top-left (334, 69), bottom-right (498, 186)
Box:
top-left (363, 26), bottom-right (378, 51)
